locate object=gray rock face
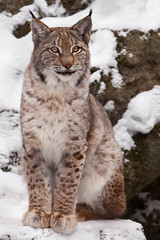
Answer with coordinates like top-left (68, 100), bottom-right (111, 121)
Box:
top-left (60, 0), bottom-right (94, 15)
top-left (0, 0), bottom-right (93, 15)
top-left (91, 29), bottom-right (160, 126)
top-left (124, 124), bottom-right (160, 200)
top-left (0, 0), bottom-right (34, 14)
top-left (91, 29), bottom-right (160, 200)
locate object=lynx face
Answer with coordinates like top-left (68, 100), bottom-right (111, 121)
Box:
top-left (30, 16), bottom-right (92, 85)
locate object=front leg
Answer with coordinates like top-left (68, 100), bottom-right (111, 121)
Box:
top-left (50, 148), bottom-right (86, 234)
top-left (22, 146), bottom-right (52, 228)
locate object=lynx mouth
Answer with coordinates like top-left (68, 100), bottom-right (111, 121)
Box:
top-left (56, 70), bottom-right (76, 76)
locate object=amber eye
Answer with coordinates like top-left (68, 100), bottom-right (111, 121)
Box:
top-left (72, 46), bottom-right (80, 53)
top-left (51, 46), bottom-right (59, 53)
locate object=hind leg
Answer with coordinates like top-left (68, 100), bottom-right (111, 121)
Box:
top-left (76, 173), bottom-right (126, 221)
top-left (102, 173), bottom-right (126, 218)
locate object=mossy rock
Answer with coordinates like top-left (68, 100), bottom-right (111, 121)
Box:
top-left (0, 0), bottom-right (34, 14)
top-left (124, 123), bottom-right (160, 200)
top-left (61, 0), bottom-right (93, 15)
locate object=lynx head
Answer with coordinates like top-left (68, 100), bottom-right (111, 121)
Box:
top-left (30, 11), bottom-right (92, 85)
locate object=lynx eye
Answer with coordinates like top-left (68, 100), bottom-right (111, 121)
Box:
top-left (50, 46), bottom-right (59, 53)
top-left (72, 46), bottom-right (81, 53)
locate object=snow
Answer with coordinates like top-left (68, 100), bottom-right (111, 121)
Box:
top-left (0, 170), bottom-right (146, 240)
top-left (114, 86), bottom-right (160, 150)
top-left (90, 29), bottom-right (117, 69)
top-left (91, 0), bottom-right (160, 31)
top-left (34, 0), bottom-right (66, 17)
top-left (98, 82), bottom-right (106, 94)
top-left (1, 0), bottom-right (160, 238)
top-left (0, 110), bottom-right (21, 156)
top-left (128, 53), bottom-right (133, 58)
top-left (110, 68), bottom-right (123, 88)
top-left (104, 100), bottom-right (115, 112)
top-left (90, 70), bottom-right (101, 83)
top-left (0, 15), bottom-right (33, 110)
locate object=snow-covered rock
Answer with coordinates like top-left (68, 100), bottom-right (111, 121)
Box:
top-left (114, 86), bottom-right (160, 151)
top-left (0, 171), bottom-right (146, 240)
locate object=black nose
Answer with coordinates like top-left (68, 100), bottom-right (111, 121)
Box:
top-left (63, 64), bottom-right (72, 70)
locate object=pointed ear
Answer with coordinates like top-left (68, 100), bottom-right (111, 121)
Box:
top-left (71, 12), bottom-right (92, 45)
top-left (30, 18), bottom-right (51, 45)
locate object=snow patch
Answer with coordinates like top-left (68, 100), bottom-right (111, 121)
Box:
top-left (34, 0), bottom-right (66, 17)
top-left (91, 0), bottom-right (160, 31)
top-left (90, 29), bottom-right (117, 69)
top-left (0, 110), bottom-right (21, 156)
top-left (90, 70), bottom-right (101, 83)
top-left (98, 82), bottom-right (105, 94)
top-left (120, 48), bottom-right (127, 55)
top-left (128, 53), bottom-right (133, 58)
top-left (111, 68), bottom-right (123, 88)
top-left (104, 100), bottom-right (115, 112)
top-left (114, 86), bottom-right (160, 150)
top-left (118, 30), bottom-right (129, 37)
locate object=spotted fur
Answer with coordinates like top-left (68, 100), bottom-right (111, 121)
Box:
top-left (20, 13), bottom-right (126, 235)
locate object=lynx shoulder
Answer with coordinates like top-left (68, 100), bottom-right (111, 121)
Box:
top-left (20, 11), bottom-right (126, 235)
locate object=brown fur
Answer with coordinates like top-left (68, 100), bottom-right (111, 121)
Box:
top-left (20, 13), bottom-right (126, 235)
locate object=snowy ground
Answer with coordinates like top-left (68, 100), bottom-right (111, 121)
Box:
top-left (0, 170), bottom-right (145, 240)
top-left (1, 0), bottom-right (160, 239)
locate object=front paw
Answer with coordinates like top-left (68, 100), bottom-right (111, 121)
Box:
top-left (23, 209), bottom-right (50, 228)
top-left (50, 212), bottom-right (77, 234)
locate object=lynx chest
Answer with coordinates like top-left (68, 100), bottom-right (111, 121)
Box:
top-left (33, 99), bottom-right (86, 165)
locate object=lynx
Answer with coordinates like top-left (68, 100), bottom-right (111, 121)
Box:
top-left (20, 11), bottom-right (126, 235)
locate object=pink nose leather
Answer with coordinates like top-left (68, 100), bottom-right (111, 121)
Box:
top-left (63, 64), bottom-right (72, 70)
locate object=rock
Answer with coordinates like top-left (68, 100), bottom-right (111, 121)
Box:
top-left (91, 29), bottom-right (160, 126)
top-left (0, 220), bottom-right (146, 240)
top-left (60, 0), bottom-right (93, 15)
top-left (0, 170), bottom-right (146, 240)
top-left (12, 0), bottom-right (93, 38)
top-left (13, 22), bottom-right (31, 39)
top-left (89, 29), bottom-right (160, 201)
top-left (0, 0), bottom-right (92, 17)
top-left (124, 123), bottom-right (160, 200)
top-left (46, 0), bottom-right (56, 5)
top-left (0, 169), bottom-right (146, 239)
top-left (127, 178), bottom-right (160, 240)
top-left (0, 0), bottom-right (34, 14)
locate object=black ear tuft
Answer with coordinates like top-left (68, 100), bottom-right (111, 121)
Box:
top-left (29, 10), bottom-right (36, 18)
top-left (89, 9), bottom-right (92, 17)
